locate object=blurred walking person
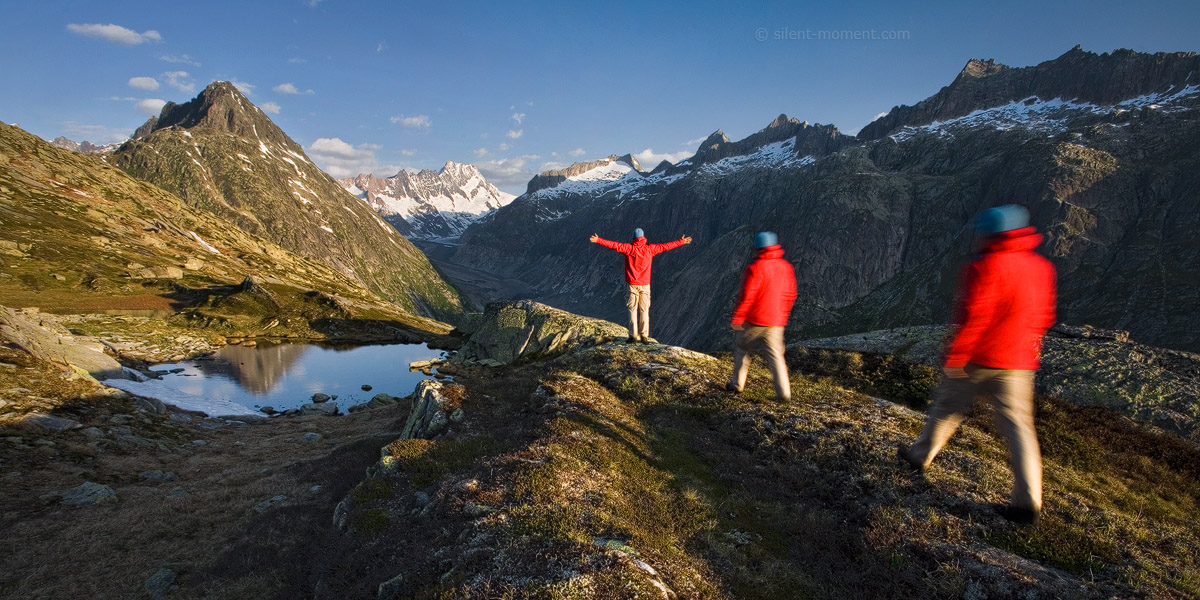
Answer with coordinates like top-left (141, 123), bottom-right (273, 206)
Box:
top-left (899, 204), bottom-right (1057, 525)
top-left (726, 232), bottom-right (797, 401)
top-left (590, 228), bottom-right (691, 343)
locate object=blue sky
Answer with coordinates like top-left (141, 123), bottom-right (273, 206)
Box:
top-left (1, 0), bottom-right (1197, 194)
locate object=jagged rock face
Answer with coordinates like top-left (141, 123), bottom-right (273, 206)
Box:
top-left (0, 307), bottom-right (126, 380)
top-left (859, 46), bottom-right (1200, 139)
top-left (109, 81), bottom-right (462, 320)
top-left (525, 154), bottom-right (644, 194)
top-left (452, 299), bottom-right (626, 365)
top-left (447, 48), bottom-right (1200, 353)
top-left (338, 161), bottom-right (513, 240)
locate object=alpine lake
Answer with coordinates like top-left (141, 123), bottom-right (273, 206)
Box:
top-left (145, 341), bottom-right (446, 415)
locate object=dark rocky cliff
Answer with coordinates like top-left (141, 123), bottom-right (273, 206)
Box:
top-left (447, 47), bottom-right (1200, 353)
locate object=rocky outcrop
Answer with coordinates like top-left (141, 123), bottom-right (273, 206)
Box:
top-left (689, 115), bottom-right (854, 167)
top-left (451, 300), bottom-right (626, 366)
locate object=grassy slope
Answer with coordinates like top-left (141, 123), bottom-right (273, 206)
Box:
top-left (0, 122), bottom-right (451, 343)
top-left (325, 343), bottom-right (1199, 599)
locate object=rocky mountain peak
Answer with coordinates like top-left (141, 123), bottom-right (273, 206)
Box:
top-left (524, 154), bottom-right (644, 194)
top-left (958, 58), bottom-right (1009, 79)
top-left (859, 46), bottom-right (1200, 140)
top-left (691, 116), bottom-right (849, 167)
top-left (133, 81), bottom-right (287, 145)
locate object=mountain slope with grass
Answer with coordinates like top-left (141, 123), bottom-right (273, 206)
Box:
top-left (109, 81), bottom-right (462, 321)
top-left (0, 120), bottom-right (452, 346)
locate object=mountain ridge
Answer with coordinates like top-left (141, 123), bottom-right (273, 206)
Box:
top-left (110, 81), bottom-right (463, 320)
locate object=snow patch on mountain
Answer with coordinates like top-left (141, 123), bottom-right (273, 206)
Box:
top-left (891, 84), bottom-right (1199, 141)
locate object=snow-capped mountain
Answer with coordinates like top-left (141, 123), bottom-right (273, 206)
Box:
top-left (48, 136), bottom-right (123, 154)
top-left (339, 161), bottom-right (514, 240)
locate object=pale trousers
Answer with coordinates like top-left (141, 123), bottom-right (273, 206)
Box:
top-left (907, 365), bottom-right (1042, 512)
top-left (729, 325), bottom-right (791, 401)
top-left (626, 284), bottom-right (651, 338)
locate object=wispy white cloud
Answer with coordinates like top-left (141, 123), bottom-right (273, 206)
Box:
top-left (633, 148), bottom-right (694, 167)
top-left (230, 80), bottom-right (255, 95)
top-left (538, 160), bottom-right (570, 172)
top-left (67, 23), bottom-right (161, 46)
top-left (511, 112), bottom-right (525, 125)
top-left (391, 114), bottom-right (431, 131)
top-left (273, 82), bottom-right (314, 95)
top-left (159, 54), bottom-right (202, 67)
top-left (163, 71), bottom-right (195, 93)
top-left (475, 154), bottom-right (542, 189)
top-left (569, 148), bottom-right (586, 157)
top-left (376, 43), bottom-right (385, 52)
top-left (400, 149), bottom-right (417, 157)
top-left (261, 102), bottom-right (281, 114)
top-left (305, 137), bottom-right (394, 178)
top-left (506, 129), bottom-right (523, 139)
top-left (288, 57), bottom-right (307, 64)
top-left (498, 143), bottom-right (510, 151)
top-left (473, 148), bottom-right (488, 158)
top-left (135, 98), bottom-right (167, 116)
top-left (128, 77), bottom-right (159, 91)
top-left (61, 122), bottom-right (130, 144)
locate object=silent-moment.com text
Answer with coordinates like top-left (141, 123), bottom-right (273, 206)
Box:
top-left (755, 27), bottom-right (911, 42)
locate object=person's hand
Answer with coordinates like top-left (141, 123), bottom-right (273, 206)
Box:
top-left (731, 323), bottom-right (744, 331)
top-left (943, 366), bottom-right (968, 379)
top-left (681, 236), bottom-right (692, 244)
top-left (589, 234), bottom-right (598, 243)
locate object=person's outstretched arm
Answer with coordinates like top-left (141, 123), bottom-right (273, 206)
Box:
top-left (650, 235), bottom-right (692, 255)
top-left (591, 234), bottom-right (631, 254)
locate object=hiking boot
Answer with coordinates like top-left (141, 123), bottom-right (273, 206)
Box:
top-left (640, 336), bottom-right (657, 345)
top-left (995, 504), bottom-right (1040, 526)
top-left (626, 336), bottom-right (637, 344)
top-left (896, 443), bottom-right (925, 474)
top-left (724, 381), bottom-right (742, 393)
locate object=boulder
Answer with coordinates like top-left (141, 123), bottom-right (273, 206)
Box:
top-left (0, 307), bottom-right (128, 380)
top-left (452, 300), bottom-right (625, 366)
top-left (300, 402), bottom-right (338, 417)
top-left (61, 481), bottom-right (118, 506)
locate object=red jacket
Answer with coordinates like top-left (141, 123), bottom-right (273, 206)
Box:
top-left (731, 245), bottom-right (797, 327)
top-left (944, 227), bottom-right (1057, 370)
top-left (594, 236), bottom-right (688, 285)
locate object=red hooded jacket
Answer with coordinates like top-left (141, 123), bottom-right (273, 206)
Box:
top-left (944, 227), bottom-right (1057, 370)
top-left (594, 236), bottom-right (688, 285)
top-left (731, 245), bottom-right (797, 327)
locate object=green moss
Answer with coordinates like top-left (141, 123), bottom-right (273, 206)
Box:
top-left (354, 508), bottom-right (391, 533)
top-left (351, 477), bottom-right (394, 503)
top-left (383, 436), bottom-right (498, 488)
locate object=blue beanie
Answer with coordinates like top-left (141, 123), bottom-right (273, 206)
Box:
top-left (975, 205), bottom-right (1030, 234)
top-left (634, 228), bottom-right (644, 238)
top-left (754, 231), bottom-right (778, 248)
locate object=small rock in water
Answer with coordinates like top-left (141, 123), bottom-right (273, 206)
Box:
top-left (361, 384), bottom-right (372, 391)
top-left (61, 481), bottom-right (118, 506)
top-left (260, 406), bottom-right (277, 415)
top-left (312, 393), bottom-right (331, 404)
top-left (300, 402), bottom-right (338, 417)
top-left (242, 340), bottom-right (257, 348)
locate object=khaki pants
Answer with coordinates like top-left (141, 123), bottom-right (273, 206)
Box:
top-left (728, 325), bottom-right (790, 401)
top-left (907, 365), bottom-right (1042, 511)
top-left (626, 284), bottom-right (651, 338)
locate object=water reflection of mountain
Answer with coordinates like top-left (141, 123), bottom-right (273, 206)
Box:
top-left (195, 343), bottom-right (311, 395)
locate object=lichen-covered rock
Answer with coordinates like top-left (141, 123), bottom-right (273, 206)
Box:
top-left (452, 300), bottom-right (625, 366)
top-left (0, 307), bottom-right (128, 381)
top-left (397, 380), bottom-right (455, 440)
